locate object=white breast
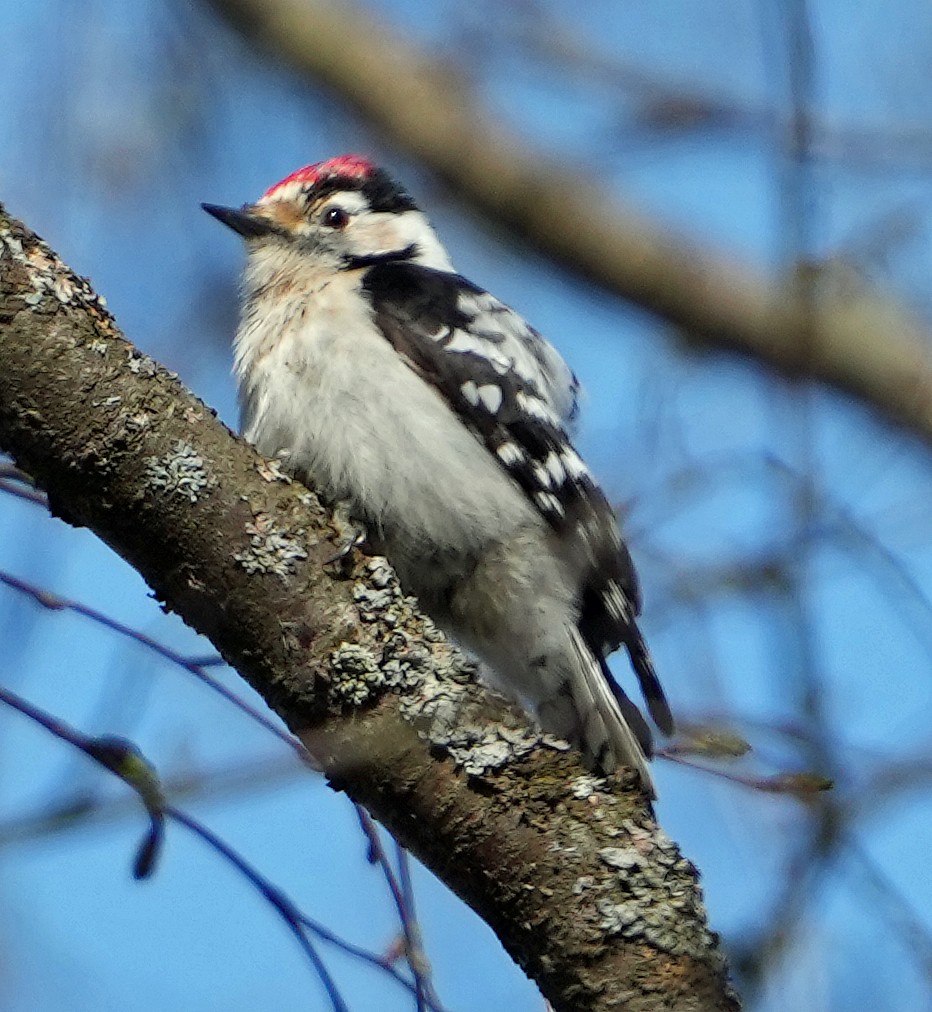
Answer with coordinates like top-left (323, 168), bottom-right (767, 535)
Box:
top-left (234, 251), bottom-right (539, 570)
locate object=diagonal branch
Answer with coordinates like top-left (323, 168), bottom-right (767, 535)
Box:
top-left (0, 206), bottom-right (738, 1011)
top-left (205, 0), bottom-right (932, 448)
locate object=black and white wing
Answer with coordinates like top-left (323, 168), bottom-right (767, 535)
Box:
top-left (449, 285), bottom-right (581, 430)
top-left (361, 261), bottom-right (673, 739)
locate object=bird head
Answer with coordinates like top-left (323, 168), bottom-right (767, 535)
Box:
top-left (202, 154), bottom-right (454, 273)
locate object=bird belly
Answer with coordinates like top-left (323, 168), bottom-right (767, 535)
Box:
top-left (236, 293), bottom-right (539, 592)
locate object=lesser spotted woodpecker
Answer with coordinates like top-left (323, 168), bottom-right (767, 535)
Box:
top-left (203, 155), bottom-right (673, 795)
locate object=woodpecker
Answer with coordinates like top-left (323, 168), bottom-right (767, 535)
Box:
top-left (203, 155), bottom-right (673, 795)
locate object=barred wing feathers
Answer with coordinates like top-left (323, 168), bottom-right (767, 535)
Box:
top-left (361, 261), bottom-right (673, 742)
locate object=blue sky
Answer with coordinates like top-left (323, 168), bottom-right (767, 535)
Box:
top-left (1, 2), bottom-right (931, 1009)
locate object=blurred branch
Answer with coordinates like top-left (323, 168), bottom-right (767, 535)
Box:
top-left (0, 564), bottom-right (438, 998)
top-left (0, 458), bottom-right (48, 505)
top-left (170, 805), bottom-right (351, 1012)
top-left (354, 805), bottom-right (441, 1012)
top-left (0, 208), bottom-right (738, 1009)
top-left (0, 754), bottom-right (304, 847)
top-left (844, 837), bottom-right (932, 986)
top-left (0, 566), bottom-right (313, 764)
top-left (0, 684), bottom-right (351, 1011)
top-left (0, 749), bottom-right (443, 1007)
top-left (508, 15), bottom-right (932, 170)
top-left (205, 0), bottom-right (932, 448)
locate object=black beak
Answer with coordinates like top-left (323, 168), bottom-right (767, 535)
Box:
top-left (201, 203), bottom-right (276, 239)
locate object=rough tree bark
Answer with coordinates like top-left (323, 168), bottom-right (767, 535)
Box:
top-left (0, 211), bottom-right (739, 1009)
top-left (205, 0), bottom-right (932, 449)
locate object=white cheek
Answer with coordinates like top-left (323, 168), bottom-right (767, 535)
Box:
top-left (358, 220), bottom-right (402, 249)
top-left (353, 217), bottom-right (411, 253)
top-left (351, 212), bottom-right (454, 271)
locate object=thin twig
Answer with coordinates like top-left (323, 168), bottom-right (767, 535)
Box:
top-left (0, 476), bottom-right (48, 506)
top-left (354, 806), bottom-right (445, 1012)
top-left (0, 564), bottom-right (451, 1007)
top-left (843, 836), bottom-right (932, 985)
top-left (0, 568), bottom-right (318, 769)
top-left (0, 681), bottom-right (450, 1011)
top-left (395, 841), bottom-right (437, 1012)
top-left (168, 807), bottom-right (350, 1012)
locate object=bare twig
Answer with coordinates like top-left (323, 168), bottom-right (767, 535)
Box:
top-left (0, 681), bottom-right (448, 1011)
top-left (0, 460), bottom-right (48, 506)
top-left (844, 837), bottom-right (932, 985)
top-left (503, 14), bottom-right (932, 170)
top-left (354, 806), bottom-right (444, 1012)
top-left (0, 568), bottom-right (317, 769)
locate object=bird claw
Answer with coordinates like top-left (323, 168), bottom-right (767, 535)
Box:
top-left (324, 502), bottom-right (367, 565)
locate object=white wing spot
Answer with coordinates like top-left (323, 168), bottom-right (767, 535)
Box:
top-left (452, 287), bottom-right (578, 427)
top-left (446, 329), bottom-right (487, 355)
top-left (544, 451), bottom-right (566, 485)
top-left (516, 392), bottom-right (558, 425)
top-left (461, 380), bottom-right (480, 406)
top-left (560, 448), bottom-right (589, 481)
top-left (477, 384), bottom-right (503, 414)
top-left (533, 463), bottom-right (552, 488)
top-left (509, 351), bottom-right (540, 386)
top-left (496, 442), bottom-right (525, 466)
top-left (534, 491), bottom-right (565, 517)
top-left (459, 291), bottom-right (498, 315)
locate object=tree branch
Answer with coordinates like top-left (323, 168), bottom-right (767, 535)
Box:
top-left (204, 0), bottom-right (932, 448)
top-left (0, 209), bottom-right (738, 1008)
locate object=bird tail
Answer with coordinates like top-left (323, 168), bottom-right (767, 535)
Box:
top-left (626, 627), bottom-right (675, 737)
top-left (538, 627), bottom-right (656, 798)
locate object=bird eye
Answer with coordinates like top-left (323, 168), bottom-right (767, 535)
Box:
top-left (323, 206), bottom-right (350, 229)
